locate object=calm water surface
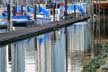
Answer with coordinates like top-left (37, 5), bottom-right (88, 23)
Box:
top-left (0, 21), bottom-right (92, 72)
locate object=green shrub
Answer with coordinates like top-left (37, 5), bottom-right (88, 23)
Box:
top-left (82, 44), bottom-right (108, 72)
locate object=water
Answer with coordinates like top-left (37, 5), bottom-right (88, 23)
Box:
top-left (0, 21), bottom-right (92, 72)
top-left (0, 29), bottom-right (8, 72)
top-left (0, 29), bottom-right (7, 33)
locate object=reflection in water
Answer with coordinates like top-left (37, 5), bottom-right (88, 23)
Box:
top-left (11, 39), bottom-right (36, 72)
top-left (0, 21), bottom-right (92, 72)
top-left (0, 29), bottom-right (7, 33)
top-left (0, 46), bottom-right (8, 72)
top-left (0, 29), bottom-right (8, 72)
top-left (11, 41), bottom-right (25, 72)
top-left (67, 21), bottom-right (91, 72)
top-left (51, 28), bottom-right (65, 72)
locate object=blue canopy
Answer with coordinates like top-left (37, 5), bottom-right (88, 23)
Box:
top-left (28, 4), bottom-right (49, 16)
top-left (67, 4), bottom-right (85, 15)
top-left (28, 5), bottom-right (41, 14)
top-left (28, 6), bottom-right (34, 13)
top-left (36, 4), bottom-right (49, 16)
top-left (40, 7), bottom-right (49, 16)
top-left (36, 4), bottom-right (41, 14)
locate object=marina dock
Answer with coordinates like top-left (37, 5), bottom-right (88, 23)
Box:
top-left (0, 16), bottom-right (89, 46)
top-left (0, 0), bottom-right (108, 72)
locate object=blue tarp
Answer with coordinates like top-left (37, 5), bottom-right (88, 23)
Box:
top-left (36, 4), bottom-right (41, 14)
top-left (40, 7), bottom-right (49, 16)
top-left (28, 6), bottom-right (34, 13)
top-left (67, 4), bottom-right (85, 15)
top-left (28, 4), bottom-right (49, 16)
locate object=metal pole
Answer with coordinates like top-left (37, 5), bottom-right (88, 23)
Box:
top-left (34, 4), bottom-right (37, 26)
top-left (53, 4), bottom-right (55, 22)
top-left (64, 0), bottom-right (67, 19)
top-left (7, 3), bottom-right (10, 31)
top-left (8, 0), bottom-right (13, 31)
top-left (7, 1), bottom-right (13, 71)
top-left (65, 27), bottom-right (68, 72)
top-left (33, 1), bottom-right (38, 72)
top-left (52, 4), bottom-right (56, 41)
top-left (64, 0), bottom-right (68, 72)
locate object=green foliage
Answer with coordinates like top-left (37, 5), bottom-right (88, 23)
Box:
top-left (82, 44), bottom-right (108, 72)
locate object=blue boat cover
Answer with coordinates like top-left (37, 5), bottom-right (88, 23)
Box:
top-left (40, 7), bottom-right (49, 16)
top-left (28, 4), bottom-right (49, 16)
top-left (67, 4), bottom-right (85, 15)
top-left (28, 6), bottom-right (34, 13)
top-left (12, 16), bottom-right (29, 19)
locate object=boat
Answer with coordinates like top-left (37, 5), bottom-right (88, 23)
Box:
top-left (12, 16), bottom-right (33, 27)
top-left (0, 15), bottom-right (7, 29)
top-left (67, 4), bottom-right (86, 15)
top-left (0, 7), bottom-right (7, 26)
top-left (36, 13), bottom-right (51, 25)
top-left (0, 15), bottom-right (7, 25)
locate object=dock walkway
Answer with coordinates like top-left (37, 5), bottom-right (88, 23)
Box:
top-left (0, 16), bottom-right (90, 46)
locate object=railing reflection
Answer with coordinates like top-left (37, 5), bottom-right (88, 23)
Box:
top-left (0, 46), bottom-right (8, 72)
top-left (0, 29), bottom-right (8, 72)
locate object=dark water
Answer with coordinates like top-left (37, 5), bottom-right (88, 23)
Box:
top-left (0, 21), bottom-right (92, 72)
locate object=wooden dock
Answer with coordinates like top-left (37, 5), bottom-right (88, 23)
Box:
top-left (0, 16), bottom-right (90, 46)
